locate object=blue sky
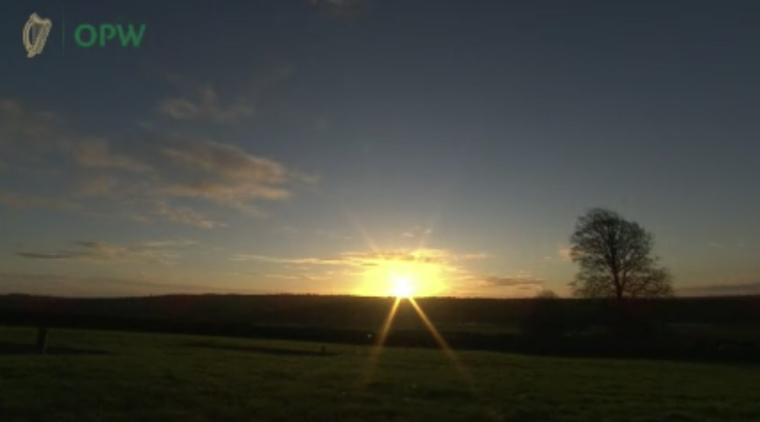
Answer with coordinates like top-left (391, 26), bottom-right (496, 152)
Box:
top-left (0, 0), bottom-right (758, 297)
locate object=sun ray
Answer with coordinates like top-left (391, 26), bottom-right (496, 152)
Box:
top-left (361, 297), bottom-right (401, 386)
top-left (340, 207), bottom-right (498, 419)
top-left (415, 214), bottom-right (440, 251)
top-left (359, 292), bottom-right (498, 420)
top-left (408, 297), bottom-right (477, 392)
top-left (340, 206), bottom-right (379, 252)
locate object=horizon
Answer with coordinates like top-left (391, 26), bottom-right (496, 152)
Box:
top-left (2, 289), bottom-right (758, 301)
top-left (1, 1), bottom-right (759, 298)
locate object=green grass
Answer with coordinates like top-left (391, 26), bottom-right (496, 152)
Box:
top-left (1, 326), bottom-right (759, 422)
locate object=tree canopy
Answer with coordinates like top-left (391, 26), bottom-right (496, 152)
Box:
top-left (569, 208), bottom-right (673, 300)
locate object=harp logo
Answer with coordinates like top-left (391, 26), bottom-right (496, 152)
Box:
top-left (23, 13), bottom-right (53, 58)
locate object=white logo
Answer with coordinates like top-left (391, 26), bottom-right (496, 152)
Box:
top-left (23, 13), bottom-right (53, 58)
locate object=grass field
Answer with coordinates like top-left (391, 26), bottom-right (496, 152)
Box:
top-left (1, 326), bottom-right (759, 422)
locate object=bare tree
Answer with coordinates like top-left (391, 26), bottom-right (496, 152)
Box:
top-left (535, 289), bottom-right (559, 299)
top-left (569, 208), bottom-right (673, 300)
top-left (521, 289), bottom-right (566, 336)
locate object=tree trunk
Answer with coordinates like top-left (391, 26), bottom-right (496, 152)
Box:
top-left (615, 285), bottom-right (624, 301)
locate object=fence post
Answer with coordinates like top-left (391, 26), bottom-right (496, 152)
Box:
top-left (36, 327), bottom-right (48, 354)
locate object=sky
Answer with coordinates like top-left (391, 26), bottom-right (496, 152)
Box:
top-left (0, 0), bottom-right (758, 298)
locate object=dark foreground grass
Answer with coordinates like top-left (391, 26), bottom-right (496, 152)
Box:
top-left (1, 326), bottom-right (758, 422)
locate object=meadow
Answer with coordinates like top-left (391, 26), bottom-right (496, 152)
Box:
top-left (1, 325), bottom-right (759, 422)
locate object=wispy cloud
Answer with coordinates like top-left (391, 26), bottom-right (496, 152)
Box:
top-left (0, 271), bottom-right (262, 297)
top-left (0, 189), bottom-right (78, 211)
top-left (263, 273), bottom-right (332, 282)
top-left (142, 239), bottom-right (199, 248)
top-left (677, 281), bottom-right (760, 297)
top-left (401, 225), bottom-right (433, 239)
top-left (476, 273), bottom-right (544, 288)
top-left (232, 248), bottom-right (490, 267)
top-left (2, 84), bottom-right (317, 226)
top-left (230, 254), bottom-right (342, 265)
top-left (156, 201), bottom-right (224, 229)
top-left (314, 229), bottom-right (352, 240)
top-left (16, 252), bottom-right (84, 260)
top-left (158, 86), bottom-right (254, 123)
top-left (274, 225), bottom-right (300, 235)
top-left (557, 245), bottom-right (573, 261)
top-left (155, 139), bottom-right (316, 209)
top-left (73, 174), bottom-right (120, 197)
top-left (229, 247), bottom-right (532, 295)
top-left (338, 249), bottom-right (487, 265)
top-left (62, 137), bottom-right (151, 173)
top-left (0, 99), bottom-right (67, 178)
top-left (0, 98), bottom-right (62, 149)
top-left (64, 137), bottom-right (312, 221)
top-left (156, 67), bottom-right (294, 124)
top-left (271, 226), bottom-right (351, 240)
top-left (16, 240), bottom-right (183, 265)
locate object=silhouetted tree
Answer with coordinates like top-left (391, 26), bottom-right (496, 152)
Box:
top-left (520, 289), bottom-right (567, 336)
top-left (536, 289), bottom-right (559, 300)
top-left (569, 208), bottom-right (673, 301)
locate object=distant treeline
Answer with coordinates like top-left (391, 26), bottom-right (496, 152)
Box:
top-left (1, 294), bottom-right (759, 363)
top-left (1, 293), bottom-right (759, 330)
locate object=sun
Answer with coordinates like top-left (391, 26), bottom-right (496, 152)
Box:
top-left (390, 275), bottom-right (415, 298)
top-left (354, 252), bottom-right (449, 297)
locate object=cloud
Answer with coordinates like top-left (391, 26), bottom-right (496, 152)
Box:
top-left (460, 253), bottom-right (490, 260)
top-left (231, 248), bottom-right (490, 268)
top-left (0, 98), bottom-right (62, 149)
top-left (447, 271), bottom-right (546, 298)
top-left (557, 245), bottom-right (573, 261)
top-left (0, 189), bottom-right (78, 211)
top-left (0, 99), bottom-right (22, 114)
top-left (16, 240), bottom-right (182, 265)
top-left (263, 273), bottom-right (332, 282)
top-left (476, 273), bottom-right (544, 288)
top-left (0, 99), bottom-right (67, 177)
top-left (339, 249), bottom-right (450, 265)
top-left (73, 174), bottom-right (120, 197)
top-left (157, 86), bottom-right (254, 123)
top-left (230, 246), bottom-right (546, 297)
top-left (314, 229), bottom-right (351, 240)
top-left (156, 139), bottom-right (314, 207)
top-left (158, 98), bottom-right (201, 119)
top-left (163, 139), bottom-right (286, 184)
top-left (16, 252), bottom-right (84, 260)
top-left (142, 239), bottom-right (199, 248)
top-left (401, 225), bottom-right (433, 239)
top-left (274, 225), bottom-right (300, 235)
top-left (2, 84), bottom-right (317, 226)
top-left (230, 254), bottom-right (342, 265)
top-left (156, 201), bottom-right (224, 229)
top-left (67, 137), bottom-right (313, 221)
top-left (0, 272), bottom-right (263, 297)
top-left (676, 281), bottom-right (760, 297)
top-left (62, 138), bottom-right (151, 173)
top-left (156, 67), bottom-right (295, 124)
